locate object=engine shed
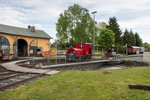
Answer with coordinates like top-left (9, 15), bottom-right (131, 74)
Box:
top-left (0, 24), bottom-right (52, 57)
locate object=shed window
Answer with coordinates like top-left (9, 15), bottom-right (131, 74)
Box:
top-left (37, 47), bottom-right (43, 52)
top-left (0, 36), bottom-right (10, 53)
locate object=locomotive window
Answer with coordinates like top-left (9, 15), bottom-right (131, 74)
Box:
top-left (77, 44), bottom-right (78, 47)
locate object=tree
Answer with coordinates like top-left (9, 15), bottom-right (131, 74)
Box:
top-left (98, 29), bottom-right (115, 50)
top-left (143, 42), bottom-right (150, 51)
top-left (56, 4), bottom-right (94, 46)
top-left (98, 22), bottom-right (107, 29)
top-left (122, 28), bottom-right (129, 45)
top-left (135, 33), bottom-right (142, 46)
top-left (129, 30), bottom-right (136, 46)
top-left (107, 17), bottom-right (122, 45)
top-left (122, 29), bottom-right (137, 46)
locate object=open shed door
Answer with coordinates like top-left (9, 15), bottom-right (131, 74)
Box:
top-left (30, 40), bottom-right (38, 56)
top-left (13, 40), bottom-right (18, 57)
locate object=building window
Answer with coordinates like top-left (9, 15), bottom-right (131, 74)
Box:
top-left (0, 36), bottom-right (10, 53)
top-left (30, 40), bottom-right (38, 46)
top-left (37, 47), bottom-right (43, 52)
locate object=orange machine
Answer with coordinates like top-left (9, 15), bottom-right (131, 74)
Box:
top-left (40, 49), bottom-right (57, 57)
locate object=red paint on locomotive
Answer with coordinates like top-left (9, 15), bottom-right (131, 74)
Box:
top-left (66, 43), bottom-right (93, 61)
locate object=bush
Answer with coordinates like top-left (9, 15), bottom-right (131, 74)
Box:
top-left (117, 45), bottom-right (125, 53)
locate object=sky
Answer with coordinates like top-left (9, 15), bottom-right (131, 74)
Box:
top-left (0, 0), bottom-right (150, 43)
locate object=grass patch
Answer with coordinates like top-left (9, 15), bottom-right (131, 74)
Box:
top-left (0, 66), bottom-right (150, 100)
top-left (0, 62), bottom-right (3, 65)
top-left (50, 47), bottom-right (56, 50)
top-left (48, 56), bottom-right (65, 59)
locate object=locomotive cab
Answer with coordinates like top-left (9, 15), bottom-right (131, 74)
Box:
top-left (105, 47), bottom-right (118, 57)
top-left (66, 43), bottom-right (93, 61)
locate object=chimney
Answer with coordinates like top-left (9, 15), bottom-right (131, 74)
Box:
top-left (28, 25), bottom-right (31, 29)
top-left (30, 26), bottom-right (35, 32)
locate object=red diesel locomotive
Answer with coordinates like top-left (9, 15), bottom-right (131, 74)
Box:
top-left (66, 43), bottom-right (93, 61)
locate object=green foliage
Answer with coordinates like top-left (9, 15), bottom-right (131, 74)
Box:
top-left (129, 30), bottom-right (136, 46)
top-left (98, 22), bottom-right (108, 29)
top-left (135, 33), bottom-right (142, 46)
top-left (107, 17), bottom-right (122, 45)
top-left (122, 29), bottom-right (129, 45)
top-left (56, 4), bottom-right (94, 47)
top-left (143, 42), bottom-right (150, 51)
top-left (117, 44), bottom-right (125, 53)
top-left (106, 17), bottom-right (143, 53)
top-left (122, 29), bottom-right (142, 47)
top-left (1, 66), bottom-right (150, 100)
top-left (98, 29), bottom-right (115, 50)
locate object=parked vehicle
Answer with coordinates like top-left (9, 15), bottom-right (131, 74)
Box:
top-left (105, 47), bottom-right (118, 57)
top-left (66, 43), bottom-right (93, 61)
top-left (127, 46), bottom-right (140, 54)
top-left (140, 47), bottom-right (145, 54)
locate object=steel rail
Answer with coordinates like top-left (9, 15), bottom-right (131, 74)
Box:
top-left (0, 74), bottom-right (45, 91)
top-left (0, 73), bottom-right (28, 82)
top-left (0, 72), bottom-right (17, 76)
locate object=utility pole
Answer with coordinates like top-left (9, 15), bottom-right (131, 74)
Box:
top-left (56, 40), bottom-right (58, 64)
top-left (126, 43), bottom-right (127, 56)
top-left (92, 11), bottom-right (97, 55)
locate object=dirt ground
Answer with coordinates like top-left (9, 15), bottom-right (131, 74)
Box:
top-left (0, 57), bottom-right (31, 63)
top-left (120, 60), bottom-right (148, 67)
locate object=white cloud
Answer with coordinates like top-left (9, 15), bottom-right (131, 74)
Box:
top-left (0, 6), bottom-right (26, 27)
top-left (119, 16), bottom-right (150, 29)
top-left (118, 16), bottom-right (150, 43)
top-left (0, 0), bottom-right (150, 43)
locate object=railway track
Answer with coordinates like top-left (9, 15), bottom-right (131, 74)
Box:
top-left (0, 66), bottom-right (48, 91)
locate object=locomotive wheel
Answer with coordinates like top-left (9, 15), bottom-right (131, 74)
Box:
top-left (85, 56), bottom-right (89, 60)
top-left (75, 57), bottom-right (79, 61)
top-left (79, 56), bottom-right (82, 61)
top-left (88, 55), bottom-right (91, 59)
top-left (66, 56), bottom-right (69, 62)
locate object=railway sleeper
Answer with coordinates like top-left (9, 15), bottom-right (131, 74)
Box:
top-left (0, 74), bottom-right (45, 91)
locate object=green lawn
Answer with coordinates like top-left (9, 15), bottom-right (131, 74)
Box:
top-left (0, 66), bottom-right (150, 100)
top-left (48, 56), bottom-right (65, 59)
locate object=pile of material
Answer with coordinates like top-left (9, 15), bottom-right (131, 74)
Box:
top-left (121, 60), bottom-right (148, 66)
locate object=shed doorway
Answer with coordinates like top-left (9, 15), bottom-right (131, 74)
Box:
top-left (18, 39), bottom-right (28, 57)
top-left (30, 40), bottom-right (38, 56)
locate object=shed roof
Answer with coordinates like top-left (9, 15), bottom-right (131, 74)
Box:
top-left (0, 24), bottom-right (52, 39)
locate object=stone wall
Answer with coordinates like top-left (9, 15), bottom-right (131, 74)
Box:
top-left (143, 52), bottom-right (150, 62)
